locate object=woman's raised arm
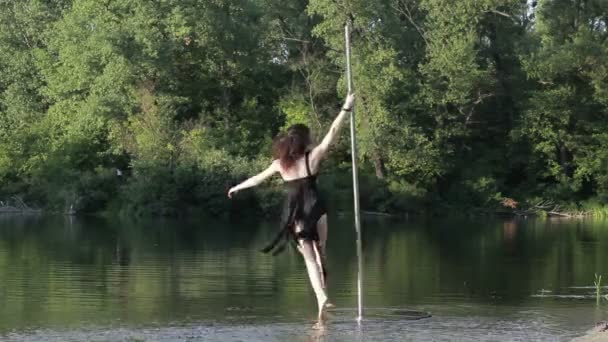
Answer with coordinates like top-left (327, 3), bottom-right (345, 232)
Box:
top-left (310, 94), bottom-right (355, 163)
top-left (228, 160), bottom-right (279, 198)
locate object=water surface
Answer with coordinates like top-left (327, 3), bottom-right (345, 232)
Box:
top-left (0, 215), bottom-right (607, 341)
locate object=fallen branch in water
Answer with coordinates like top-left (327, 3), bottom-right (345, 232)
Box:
top-left (500, 198), bottom-right (590, 218)
top-left (361, 210), bottom-right (393, 217)
top-left (0, 196), bottom-right (41, 213)
top-left (511, 199), bottom-right (553, 217)
top-left (546, 204), bottom-right (589, 218)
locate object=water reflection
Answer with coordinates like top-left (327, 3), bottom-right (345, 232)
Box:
top-left (307, 323), bottom-right (327, 342)
top-left (0, 215), bottom-right (607, 339)
top-left (502, 220), bottom-right (517, 245)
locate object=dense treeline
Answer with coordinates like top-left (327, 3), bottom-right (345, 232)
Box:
top-left (0, 0), bottom-right (607, 216)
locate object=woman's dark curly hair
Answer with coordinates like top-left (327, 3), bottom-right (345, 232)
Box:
top-left (273, 124), bottom-right (311, 170)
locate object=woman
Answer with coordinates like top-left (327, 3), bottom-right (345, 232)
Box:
top-left (228, 93), bottom-right (355, 321)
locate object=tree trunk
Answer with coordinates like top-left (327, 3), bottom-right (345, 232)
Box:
top-left (372, 151), bottom-right (386, 179)
top-left (559, 144), bottom-right (573, 177)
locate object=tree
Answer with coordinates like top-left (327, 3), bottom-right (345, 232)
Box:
top-left (518, 0), bottom-right (608, 198)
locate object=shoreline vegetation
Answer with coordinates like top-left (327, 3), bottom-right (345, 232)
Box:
top-left (3, 190), bottom-right (608, 220)
top-left (1, 1), bottom-right (607, 219)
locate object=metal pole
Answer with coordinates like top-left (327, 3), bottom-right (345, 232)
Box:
top-left (345, 21), bottom-right (363, 323)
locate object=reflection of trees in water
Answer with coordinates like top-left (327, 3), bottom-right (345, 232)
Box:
top-left (503, 220), bottom-right (518, 245)
top-left (357, 218), bottom-right (608, 305)
top-left (114, 239), bottom-right (131, 266)
top-left (0, 216), bottom-right (273, 327)
top-left (0, 216), bottom-right (607, 329)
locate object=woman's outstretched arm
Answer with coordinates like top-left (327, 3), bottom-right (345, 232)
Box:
top-left (310, 94), bottom-right (355, 165)
top-left (228, 160), bottom-right (279, 198)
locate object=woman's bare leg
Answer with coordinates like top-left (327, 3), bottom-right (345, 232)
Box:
top-left (298, 240), bottom-right (328, 320)
top-left (295, 222), bottom-right (329, 321)
top-left (315, 215), bottom-right (328, 288)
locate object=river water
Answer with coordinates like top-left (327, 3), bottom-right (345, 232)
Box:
top-left (0, 215), bottom-right (607, 341)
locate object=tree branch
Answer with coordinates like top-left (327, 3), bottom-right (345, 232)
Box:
top-left (280, 37), bottom-right (311, 44)
top-left (392, 1), bottom-right (429, 46)
top-left (486, 9), bottom-right (519, 23)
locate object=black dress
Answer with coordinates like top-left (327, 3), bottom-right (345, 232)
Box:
top-left (261, 152), bottom-right (327, 256)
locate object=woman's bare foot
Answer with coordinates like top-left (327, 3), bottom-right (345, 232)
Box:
top-left (317, 309), bottom-right (324, 322)
top-left (317, 298), bottom-right (335, 321)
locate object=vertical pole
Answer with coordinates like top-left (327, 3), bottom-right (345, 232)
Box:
top-left (345, 20), bottom-right (363, 323)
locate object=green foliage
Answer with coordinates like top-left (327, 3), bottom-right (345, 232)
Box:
top-left (0, 0), bottom-right (607, 216)
top-left (279, 95), bottom-right (312, 129)
top-left (517, 0), bottom-right (608, 201)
